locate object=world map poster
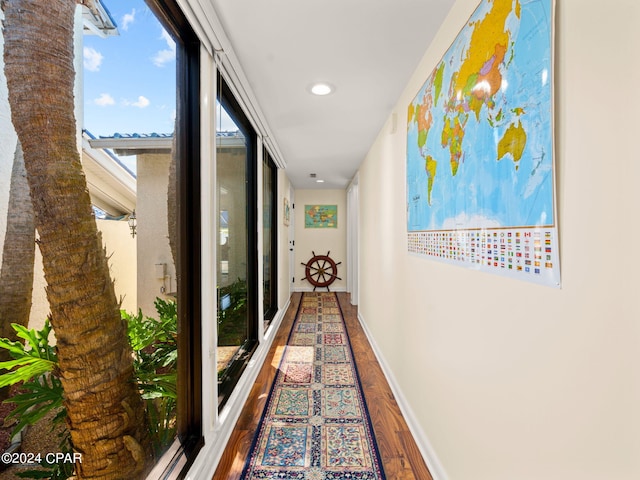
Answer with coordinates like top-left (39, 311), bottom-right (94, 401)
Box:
top-left (305, 205), bottom-right (338, 228)
top-left (406, 0), bottom-right (559, 287)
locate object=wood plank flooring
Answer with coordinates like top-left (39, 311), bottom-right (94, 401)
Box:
top-left (212, 292), bottom-right (432, 480)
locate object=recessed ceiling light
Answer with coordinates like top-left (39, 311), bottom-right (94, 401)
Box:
top-left (316, 179), bottom-right (325, 183)
top-left (310, 83), bottom-right (334, 96)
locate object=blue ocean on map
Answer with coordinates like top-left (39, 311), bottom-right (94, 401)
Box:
top-left (407, 0), bottom-right (554, 232)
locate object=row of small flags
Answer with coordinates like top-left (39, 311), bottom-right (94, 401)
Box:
top-left (408, 229), bottom-right (556, 275)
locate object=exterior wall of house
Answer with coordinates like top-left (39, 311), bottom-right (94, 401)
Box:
top-left (357, 1), bottom-right (640, 479)
top-left (28, 249), bottom-right (48, 332)
top-left (136, 152), bottom-right (176, 318)
top-left (98, 219), bottom-right (137, 315)
top-left (292, 189), bottom-right (347, 292)
top-left (216, 146), bottom-right (248, 291)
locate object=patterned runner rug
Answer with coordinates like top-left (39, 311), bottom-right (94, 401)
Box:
top-left (240, 292), bottom-right (386, 479)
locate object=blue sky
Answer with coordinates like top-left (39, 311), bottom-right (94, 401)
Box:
top-left (83, 0), bottom-right (176, 138)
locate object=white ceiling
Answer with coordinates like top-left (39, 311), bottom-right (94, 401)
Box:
top-left (210, 0), bottom-right (455, 189)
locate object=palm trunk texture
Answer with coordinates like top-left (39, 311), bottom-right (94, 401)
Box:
top-left (167, 130), bottom-right (178, 271)
top-left (3, 1), bottom-right (153, 478)
top-left (0, 141), bottom-right (34, 335)
top-left (0, 141), bottom-right (35, 402)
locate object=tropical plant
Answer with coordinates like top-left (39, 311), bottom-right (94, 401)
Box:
top-left (3, 1), bottom-right (152, 477)
top-left (0, 299), bottom-right (178, 478)
top-left (0, 319), bottom-right (62, 435)
top-left (217, 278), bottom-right (248, 346)
top-left (123, 298), bottom-right (178, 456)
top-left (0, 319), bottom-right (72, 479)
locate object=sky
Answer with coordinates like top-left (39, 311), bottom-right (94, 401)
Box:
top-left (83, 0), bottom-right (177, 138)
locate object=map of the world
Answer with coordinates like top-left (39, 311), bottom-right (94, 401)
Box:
top-left (406, 0), bottom-right (559, 287)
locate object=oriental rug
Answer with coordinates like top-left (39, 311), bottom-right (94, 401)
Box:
top-left (240, 292), bottom-right (386, 479)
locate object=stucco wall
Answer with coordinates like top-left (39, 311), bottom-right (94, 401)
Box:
top-left (357, 1), bottom-right (640, 479)
top-left (136, 152), bottom-right (176, 317)
top-left (99, 219), bottom-right (137, 315)
top-left (293, 189), bottom-right (347, 292)
top-left (217, 147), bottom-right (248, 290)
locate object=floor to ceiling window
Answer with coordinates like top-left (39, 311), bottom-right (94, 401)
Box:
top-left (131, 0), bottom-right (203, 476)
top-left (216, 73), bottom-right (258, 410)
top-left (84, 0), bottom-right (202, 476)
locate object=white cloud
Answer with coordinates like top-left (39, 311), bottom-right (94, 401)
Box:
top-left (152, 49), bottom-right (175, 67)
top-left (94, 93), bottom-right (115, 106)
top-left (131, 96), bottom-right (150, 108)
top-left (83, 47), bottom-right (103, 72)
top-left (121, 9), bottom-right (136, 31)
top-left (152, 29), bottom-right (176, 67)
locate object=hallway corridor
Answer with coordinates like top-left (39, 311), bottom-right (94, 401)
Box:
top-left (213, 292), bottom-right (432, 480)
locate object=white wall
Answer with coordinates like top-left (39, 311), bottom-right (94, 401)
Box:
top-left (357, 1), bottom-right (640, 479)
top-left (293, 189), bottom-right (347, 292)
top-left (277, 169), bottom-right (292, 308)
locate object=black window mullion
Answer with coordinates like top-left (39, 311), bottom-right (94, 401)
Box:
top-left (263, 147), bottom-right (278, 323)
top-left (245, 125), bottom-right (259, 346)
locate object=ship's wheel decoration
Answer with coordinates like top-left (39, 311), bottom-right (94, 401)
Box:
top-left (301, 251), bottom-right (342, 291)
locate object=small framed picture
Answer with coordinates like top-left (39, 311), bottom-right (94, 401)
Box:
top-left (283, 198), bottom-right (290, 226)
top-left (304, 204), bottom-right (337, 228)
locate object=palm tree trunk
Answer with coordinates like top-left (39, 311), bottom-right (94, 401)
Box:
top-left (0, 140), bottom-right (35, 401)
top-left (0, 140), bottom-right (35, 333)
top-left (3, 1), bottom-right (153, 478)
top-left (167, 129), bottom-right (178, 270)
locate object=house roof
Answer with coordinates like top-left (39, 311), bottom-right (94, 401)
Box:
top-left (83, 129), bottom-right (248, 217)
top-left (88, 133), bottom-right (174, 156)
top-left (89, 131), bottom-right (246, 155)
top-left (82, 131), bottom-right (136, 217)
top-left (81, 0), bottom-right (118, 38)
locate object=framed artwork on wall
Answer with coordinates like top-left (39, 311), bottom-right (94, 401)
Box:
top-left (283, 198), bottom-right (290, 226)
top-left (304, 204), bottom-right (337, 228)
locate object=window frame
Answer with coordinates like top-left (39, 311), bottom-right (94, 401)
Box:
top-left (216, 72), bottom-right (259, 411)
top-left (143, 0), bottom-right (203, 477)
top-left (262, 147), bottom-right (278, 324)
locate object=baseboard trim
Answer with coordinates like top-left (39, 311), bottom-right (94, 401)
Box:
top-left (357, 311), bottom-right (449, 480)
top-left (293, 286), bottom-right (347, 293)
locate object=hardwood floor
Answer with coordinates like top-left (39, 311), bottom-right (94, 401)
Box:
top-left (212, 292), bottom-right (432, 480)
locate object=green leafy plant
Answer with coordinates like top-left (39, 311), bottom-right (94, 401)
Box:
top-left (122, 297), bottom-right (178, 456)
top-left (0, 319), bottom-right (63, 436)
top-left (217, 278), bottom-right (248, 346)
top-left (0, 298), bottom-right (179, 478)
top-left (0, 319), bottom-right (72, 479)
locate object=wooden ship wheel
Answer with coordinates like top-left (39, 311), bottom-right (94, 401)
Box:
top-left (301, 251), bottom-right (342, 291)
